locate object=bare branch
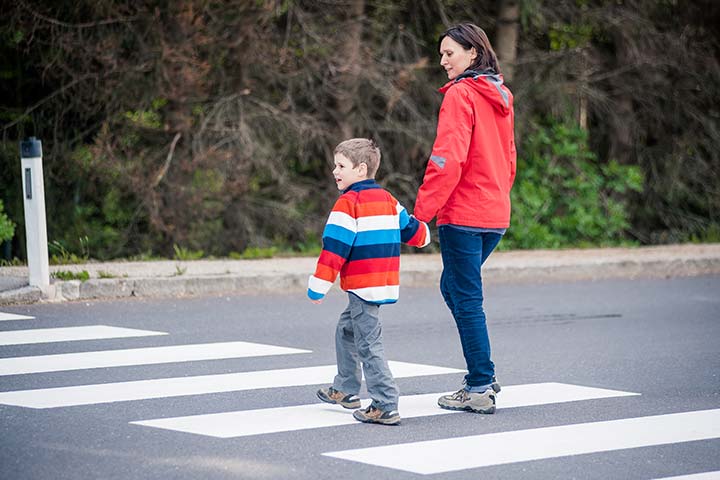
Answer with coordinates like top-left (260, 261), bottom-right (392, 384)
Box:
top-left (19, 1), bottom-right (138, 29)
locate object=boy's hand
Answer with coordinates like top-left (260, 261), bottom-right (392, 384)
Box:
top-left (310, 299), bottom-right (323, 304)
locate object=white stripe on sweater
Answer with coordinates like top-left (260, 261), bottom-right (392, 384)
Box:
top-left (327, 211), bottom-right (357, 232)
top-left (420, 222), bottom-right (431, 247)
top-left (349, 285), bottom-right (399, 303)
top-left (357, 215), bottom-right (399, 232)
top-left (308, 275), bottom-right (334, 294)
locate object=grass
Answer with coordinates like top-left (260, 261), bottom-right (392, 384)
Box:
top-left (51, 270), bottom-right (90, 282)
top-left (173, 244), bottom-right (204, 261)
top-left (229, 247), bottom-right (278, 260)
top-left (49, 239), bottom-right (90, 265)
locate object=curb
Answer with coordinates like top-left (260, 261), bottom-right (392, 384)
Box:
top-left (0, 286), bottom-right (43, 306)
top-left (1, 244), bottom-right (719, 305)
top-left (49, 273), bottom-right (309, 302)
top-left (34, 256), bottom-right (720, 303)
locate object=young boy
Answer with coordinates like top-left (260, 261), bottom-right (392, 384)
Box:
top-left (308, 138), bottom-right (430, 425)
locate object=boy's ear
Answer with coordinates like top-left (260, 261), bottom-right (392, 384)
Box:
top-left (358, 162), bottom-right (369, 177)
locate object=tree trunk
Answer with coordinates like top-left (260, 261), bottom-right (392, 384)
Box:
top-left (334, 0), bottom-right (365, 139)
top-left (607, 29), bottom-right (635, 165)
top-left (495, 0), bottom-right (520, 83)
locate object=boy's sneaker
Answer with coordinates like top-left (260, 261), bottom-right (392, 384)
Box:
top-left (437, 388), bottom-right (496, 414)
top-left (352, 405), bottom-right (401, 425)
top-left (316, 387), bottom-right (360, 409)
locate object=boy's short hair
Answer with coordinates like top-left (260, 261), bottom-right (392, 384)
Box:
top-left (334, 138), bottom-right (381, 178)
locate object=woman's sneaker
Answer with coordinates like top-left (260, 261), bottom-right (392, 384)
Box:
top-left (316, 387), bottom-right (361, 409)
top-left (437, 388), bottom-right (496, 414)
top-left (352, 405), bottom-right (401, 425)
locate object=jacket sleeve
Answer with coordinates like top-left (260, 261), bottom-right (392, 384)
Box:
top-left (307, 195), bottom-right (357, 300)
top-left (509, 107), bottom-right (517, 188)
top-left (397, 202), bottom-right (431, 248)
top-left (414, 85), bottom-right (474, 223)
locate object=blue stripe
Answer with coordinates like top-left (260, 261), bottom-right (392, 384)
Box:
top-left (323, 237), bottom-right (352, 259)
top-left (373, 298), bottom-right (398, 305)
top-left (364, 298), bottom-right (398, 305)
top-left (400, 216), bottom-right (420, 243)
top-left (347, 243), bottom-right (399, 261)
top-left (323, 224), bottom-right (356, 246)
top-left (354, 229), bottom-right (400, 246)
top-left (307, 289), bottom-right (325, 300)
top-left (398, 208), bottom-right (410, 230)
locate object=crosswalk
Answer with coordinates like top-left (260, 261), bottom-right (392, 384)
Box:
top-left (0, 325), bottom-right (166, 346)
top-left (1, 309), bottom-right (718, 478)
top-left (0, 340), bottom-right (311, 375)
top-left (324, 409), bottom-right (720, 474)
top-left (131, 383), bottom-right (638, 438)
top-left (0, 361), bottom-right (460, 408)
top-left (0, 312), bottom-right (34, 321)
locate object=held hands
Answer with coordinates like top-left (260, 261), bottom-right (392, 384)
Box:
top-left (310, 298), bottom-right (323, 304)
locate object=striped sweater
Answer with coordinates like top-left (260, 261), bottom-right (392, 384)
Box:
top-left (308, 179), bottom-right (431, 304)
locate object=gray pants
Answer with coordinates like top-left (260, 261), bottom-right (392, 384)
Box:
top-left (332, 293), bottom-right (399, 412)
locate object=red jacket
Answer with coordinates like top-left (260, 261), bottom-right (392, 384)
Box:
top-left (414, 72), bottom-right (516, 228)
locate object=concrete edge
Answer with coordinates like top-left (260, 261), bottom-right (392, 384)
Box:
top-left (46, 273), bottom-right (311, 303)
top-left (0, 286), bottom-right (43, 306)
top-left (1, 256), bottom-right (718, 305)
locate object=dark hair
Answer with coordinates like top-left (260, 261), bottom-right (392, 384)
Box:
top-left (438, 23), bottom-right (501, 75)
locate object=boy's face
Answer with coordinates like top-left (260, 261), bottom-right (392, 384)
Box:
top-left (333, 153), bottom-right (368, 191)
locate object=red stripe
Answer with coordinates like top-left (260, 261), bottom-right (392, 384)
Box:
top-left (356, 201), bottom-right (396, 217)
top-left (407, 226), bottom-right (427, 247)
top-left (342, 257), bottom-right (399, 276)
top-left (313, 263), bottom-right (339, 283)
top-left (317, 250), bottom-right (346, 272)
top-left (342, 271), bottom-right (399, 289)
top-left (331, 196), bottom-right (357, 216)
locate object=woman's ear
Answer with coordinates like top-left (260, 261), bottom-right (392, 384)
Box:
top-left (470, 47), bottom-right (478, 61)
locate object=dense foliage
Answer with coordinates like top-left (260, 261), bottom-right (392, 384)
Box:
top-left (1, 0), bottom-right (718, 261)
top-left (0, 200), bottom-right (14, 244)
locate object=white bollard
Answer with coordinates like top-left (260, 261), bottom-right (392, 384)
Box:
top-left (20, 137), bottom-right (50, 292)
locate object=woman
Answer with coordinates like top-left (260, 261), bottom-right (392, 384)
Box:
top-left (413, 23), bottom-right (516, 414)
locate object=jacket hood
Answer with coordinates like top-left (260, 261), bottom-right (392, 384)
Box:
top-left (439, 69), bottom-right (512, 116)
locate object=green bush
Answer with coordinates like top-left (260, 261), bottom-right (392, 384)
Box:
top-left (504, 120), bottom-right (643, 249)
top-left (0, 200), bottom-right (14, 244)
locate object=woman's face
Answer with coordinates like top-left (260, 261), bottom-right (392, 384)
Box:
top-left (439, 36), bottom-right (477, 81)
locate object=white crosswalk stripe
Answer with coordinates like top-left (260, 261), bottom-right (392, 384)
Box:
top-left (323, 409), bottom-right (720, 475)
top-left (2, 313), bottom-right (712, 479)
top-left (0, 341), bottom-right (311, 376)
top-left (0, 325), bottom-right (166, 346)
top-left (0, 361), bottom-right (461, 408)
top-left (0, 312), bottom-right (34, 321)
top-left (654, 473), bottom-right (720, 480)
top-left (131, 383), bottom-right (638, 438)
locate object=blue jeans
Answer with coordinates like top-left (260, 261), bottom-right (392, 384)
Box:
top-left (439, 225), bottom-right (502, 391)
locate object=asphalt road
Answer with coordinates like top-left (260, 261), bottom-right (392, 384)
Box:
top-left (1, 275), bottom-right (718, 480)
